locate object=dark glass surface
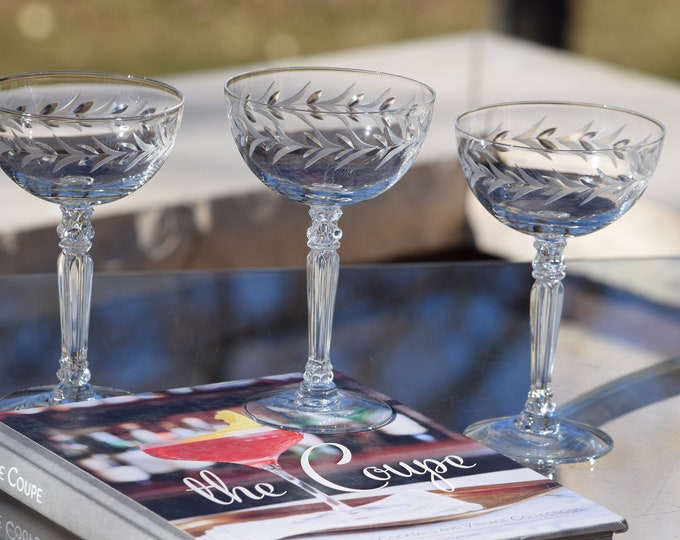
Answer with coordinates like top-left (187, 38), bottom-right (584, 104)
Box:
top-left (0, 258), bottom-right (677, 538)
top-left (0, 259), bottom-right (677, 431)
top-left (0, 262), bottom-right (537, 430)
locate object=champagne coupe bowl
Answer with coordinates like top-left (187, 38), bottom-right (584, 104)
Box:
top-left (0, 71), bottom-right (184, 409)
top-left (225, 67), bottom-right (435, 433)
top-left (455, 101), bottom-right (664, 465)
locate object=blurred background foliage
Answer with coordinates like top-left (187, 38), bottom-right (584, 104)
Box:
top-left (0, 0), bottom-right (679, 81)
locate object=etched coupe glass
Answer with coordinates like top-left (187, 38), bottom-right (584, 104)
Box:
top-left (225, 67), bottom-right (435, 433)
top-left (0, 72), bottom-right (184, 409)
top-left (456, 101), bottom-right (664, 465)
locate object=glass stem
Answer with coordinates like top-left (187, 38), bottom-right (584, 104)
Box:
top-left (51, 205), bottom-right (95, 405)
top-left (260, 463), bottom-right (352, 511)
top-left (296, 205), bottom-right (343, 410)
top-left (516, 236), bottom-right (566, 435)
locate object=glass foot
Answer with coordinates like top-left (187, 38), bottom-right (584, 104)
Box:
top-left (463, 415), bottom-right (613, 465)
top-left (244, 386), bottom-right (395, 434)
top-left (0, 385), bottom-right (129, 411)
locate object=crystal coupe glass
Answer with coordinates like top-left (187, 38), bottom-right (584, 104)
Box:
top-left (455, 101), bottom-right (664, 465)
top-left (225, 67), bottom-right (435, 433)
top-left (0, 72), bottom-right (184, 409)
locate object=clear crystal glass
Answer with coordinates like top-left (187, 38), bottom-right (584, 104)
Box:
top-left (456, 101), bottom-right (664, 465)
top-left (225, 67), bottom-right (435, 433)
top-left (0, 72), bottom-right (184, 409)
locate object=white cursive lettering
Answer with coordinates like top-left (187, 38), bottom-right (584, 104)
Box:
top-left (183, 470), bottom-right (286, 506)
top-left (301, 443), bottom-right (476, 493)
top-left (364, 455), bottom-right (476, 492)
top-left (301, 442), bottom-right (384, 493)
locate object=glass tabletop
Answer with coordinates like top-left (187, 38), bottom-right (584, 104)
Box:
top-left (0, 258), bottom-right (677, 538)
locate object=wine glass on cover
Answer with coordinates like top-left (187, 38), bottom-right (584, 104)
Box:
top-left (0, 71), bottom-right (184, 409)
top-left (455, 101), bottom-right (664, 465)
top-left (225, 67), bottom-right (435, 433)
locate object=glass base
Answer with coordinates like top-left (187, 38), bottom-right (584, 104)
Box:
top-left (244, 386), bottom-right (395, 434)
top-left (463, 415), bottom-right (613, 466)
top-left (0, 385), bottom-right (129, 411)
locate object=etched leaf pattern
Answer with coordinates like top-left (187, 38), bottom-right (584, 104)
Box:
top-left (459, 119), bottom-right (658, 209)
top-left (234, 82), bottom-right (427, 170)
top-left (0, 95), bottom-right (171, 174)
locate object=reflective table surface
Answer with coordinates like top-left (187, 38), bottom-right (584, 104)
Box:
top-left (0, 258), bottom-right (677, 539)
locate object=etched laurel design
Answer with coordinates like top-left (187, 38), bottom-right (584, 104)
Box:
top-left (459, 119), bottom-right (658, 208)
top-left (483, 119), bottom-right (637, 155)
top-left (1, 93), bottom-right (159, 125)
top-left (0, 96), bottom-right (174, 175)
top-left (0, 131), bottom-right (170, 175)
top-left (233, 82), bottom-right (428, 170)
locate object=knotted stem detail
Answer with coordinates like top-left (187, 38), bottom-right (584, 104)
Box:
top-left (51, 205), bottom-right (95, 405)
top-left (516, 236), bottom-right (567, 435)
top-left (296, 205), bottom-right (343, 410)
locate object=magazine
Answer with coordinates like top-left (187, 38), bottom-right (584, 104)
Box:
top-left (0, 373), bottom-right (627, 539)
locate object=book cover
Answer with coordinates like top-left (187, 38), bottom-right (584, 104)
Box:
top-left (0, 373), bottom-right (627, 539)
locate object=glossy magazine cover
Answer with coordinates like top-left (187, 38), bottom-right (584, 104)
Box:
top-left (0, 373), bottom-right (626, 539)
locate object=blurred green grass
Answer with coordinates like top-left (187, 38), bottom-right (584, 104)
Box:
top-left (0, 0), bottom-right (487, 76)
top-left (1, 0), bottom-right (679, 81)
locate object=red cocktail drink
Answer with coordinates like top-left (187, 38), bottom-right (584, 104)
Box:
top-left (142, 409), bottom-right (349, 511)
top-left (144, 426), bottom-right (303, 467)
